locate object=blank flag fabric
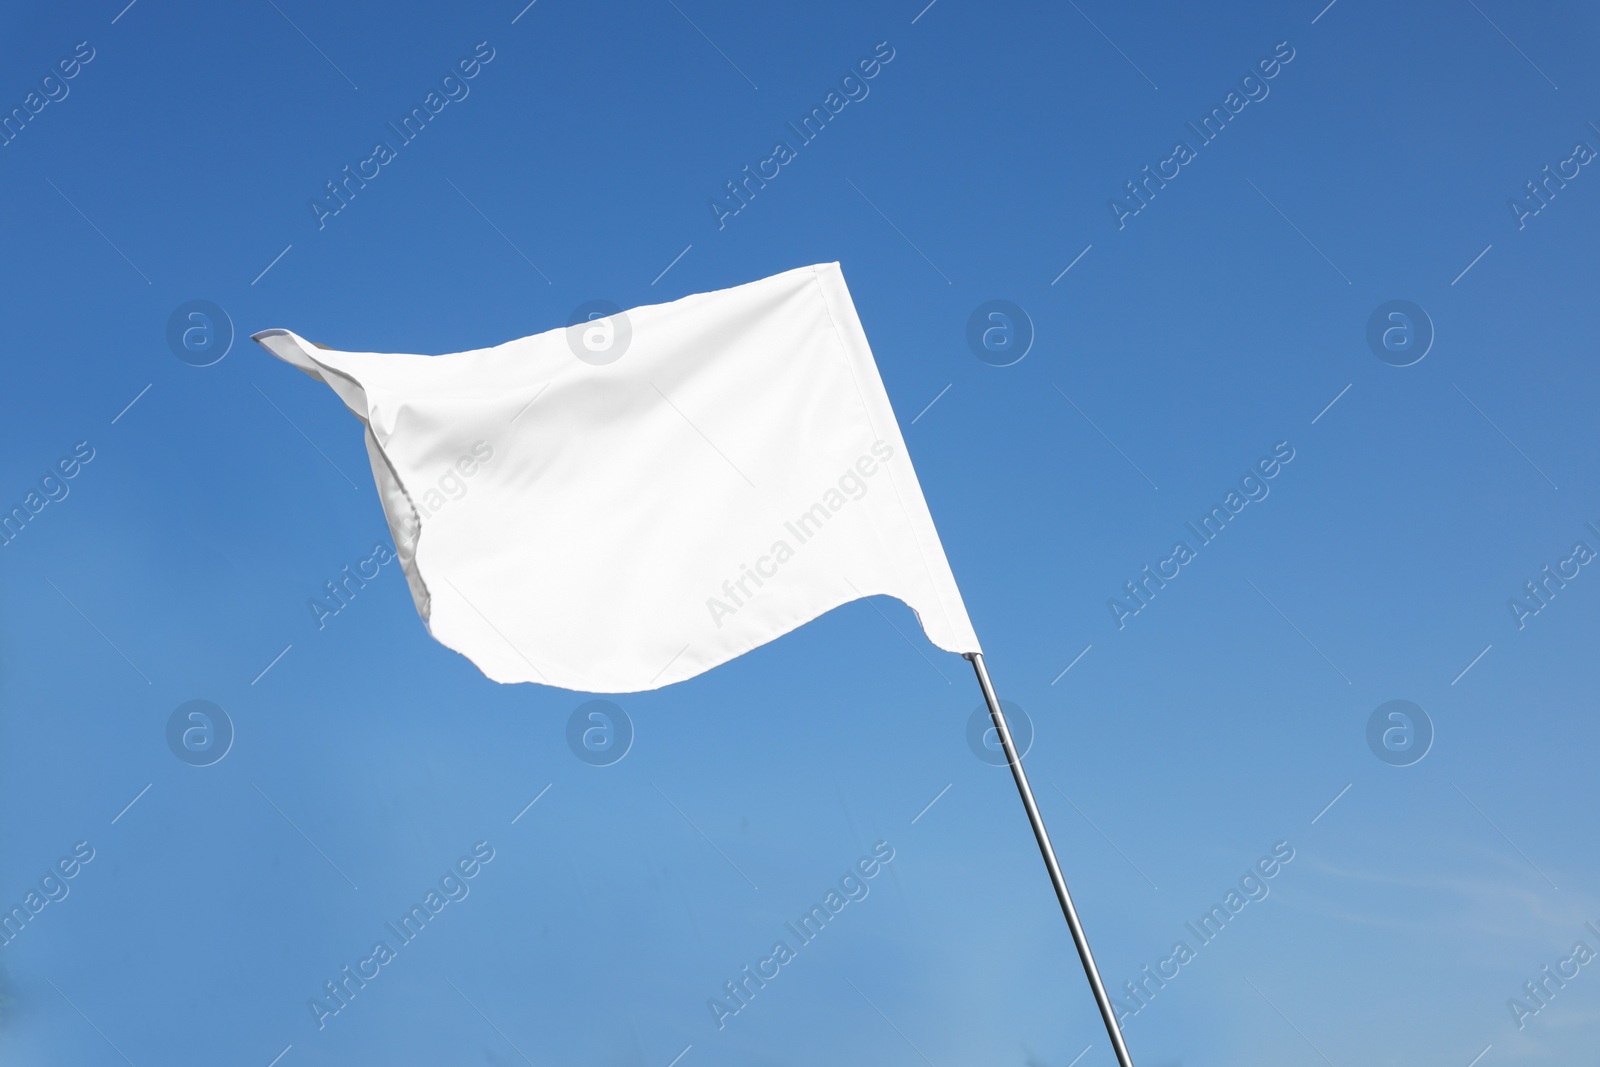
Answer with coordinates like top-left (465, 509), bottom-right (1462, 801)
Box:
top-left (254, 262), bottom-right (980, 692)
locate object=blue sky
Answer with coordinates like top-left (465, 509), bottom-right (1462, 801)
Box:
top-left (2, 1), bottom-right (1599, 1065)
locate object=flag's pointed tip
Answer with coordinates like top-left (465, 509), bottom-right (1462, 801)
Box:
top-left (252, 331), bottom-right (339, 383)
top-left (254, 328), bottom-right (329, 346)
top-left (251, 328), bottom-right (300, 351)
top-left (253, 330), bottom-right (333, 366)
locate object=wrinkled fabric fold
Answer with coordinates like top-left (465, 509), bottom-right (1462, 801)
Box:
top-left (254, 262), bottom-right (979, 692)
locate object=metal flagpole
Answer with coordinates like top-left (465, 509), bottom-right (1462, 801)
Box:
top-left (968, 652), bottom-right (1136, 1067)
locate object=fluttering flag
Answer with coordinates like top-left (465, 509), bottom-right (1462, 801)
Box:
top-left (255, 262), bottom-right (979, 692)
top-left (258, 261), bottom-right (1140, 1064)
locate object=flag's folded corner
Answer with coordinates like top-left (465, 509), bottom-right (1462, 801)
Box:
top-left (253, 262), bottom-right (980, 692)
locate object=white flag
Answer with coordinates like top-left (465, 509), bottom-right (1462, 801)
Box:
top-left (255, 262), bottom-right (979, 692)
